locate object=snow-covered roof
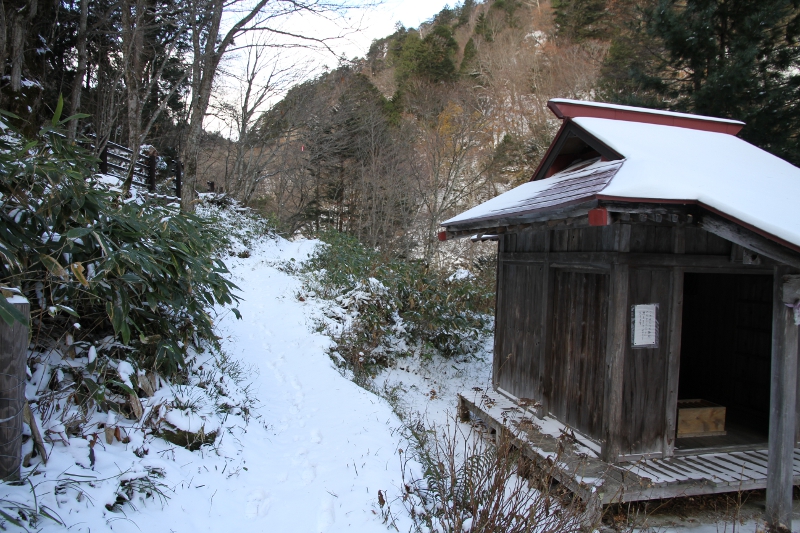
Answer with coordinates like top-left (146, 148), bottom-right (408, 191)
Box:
top-left (445, 159), bottom-right (622, 225)
top-left (443, 112), bottom-right (800, 250)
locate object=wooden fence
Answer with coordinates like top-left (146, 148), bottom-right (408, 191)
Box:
top-left (90, 136), bottom-right (182, 199)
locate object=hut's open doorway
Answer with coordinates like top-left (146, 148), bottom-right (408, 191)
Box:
top-left (675, 272), bottom-right (773, 453)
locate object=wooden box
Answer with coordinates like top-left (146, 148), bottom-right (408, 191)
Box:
top-left (677, 399), bottom-right (726, 438)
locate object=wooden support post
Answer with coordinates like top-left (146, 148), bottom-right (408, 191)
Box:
top-left (458, 396), bottom-right (470, 422)
top-left (671, 226), bottom-right (685, 255)
top-left (766, 268), bottom-right (799, 532)
top-left (492, 236), bottom-right (504, 390)
top-left (601, 261), bottom-right (628, 463)
top-left (537, 231), bottom-right (551, 408)
top-left (0, 297), bottom-right (29, 482)
top-left (662, 267), bottom-right (684, 457)
top-left (147, 153), bottom-right (157, 193)
top-left (99, 146), bottom-right (108, 174)
top-left (174, 160), bottom-right (182, 200)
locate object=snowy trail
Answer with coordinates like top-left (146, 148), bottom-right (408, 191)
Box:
top-left (42, 235), bottom-right (410, 533)
top-left (199, 237), bottom-right (406, 532)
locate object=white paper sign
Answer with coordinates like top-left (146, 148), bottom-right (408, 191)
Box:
top-left (632, 304), bottom-right (658, 348)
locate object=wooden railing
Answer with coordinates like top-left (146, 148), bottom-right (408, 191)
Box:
top-left (52, 133), bottom-right (183, 199)
top-left (91, 136), bottom-right (182, 199)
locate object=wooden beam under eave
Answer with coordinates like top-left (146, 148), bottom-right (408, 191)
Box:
top-left (440, 202), bottom-right (597, 237)
top-left (443, 220), bottom-right (584, 241)
top-left (766, 268), bottom-right (800, 532)
top-left (699, 213), bottom-right (800, 270)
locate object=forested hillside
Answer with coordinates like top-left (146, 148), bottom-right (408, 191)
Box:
top-left (199, 0), bottom-right (800, 263)
top-left (200, 0), bottom-right (606, 263)
top-left (3, 0), bottom-right (799, 262)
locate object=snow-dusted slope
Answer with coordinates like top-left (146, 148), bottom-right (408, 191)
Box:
top-left (2, 228), bottom-right (413, 533)
top-left (198, 237), bottom-right (407, 532)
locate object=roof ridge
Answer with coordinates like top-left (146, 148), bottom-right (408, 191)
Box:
top-left (548, 99), bottom-right (744, 135)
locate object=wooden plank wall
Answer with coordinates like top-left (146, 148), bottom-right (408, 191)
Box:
top-left (544, 270), bottom-right (609, 440)
top-left (684, 227), bottom-right (733, 255)
top-left (619, 268), bottom-right (672, 456)
top-left (494, 262), bottom-right (545, 400)
top-left (550, 226), bottom-right (617, 252)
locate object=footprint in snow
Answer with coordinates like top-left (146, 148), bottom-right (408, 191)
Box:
top-left (245, 488), bottom-right (271, 518)
top-left (317, 496), bottom-right (335, 532)
top-left (302, 463), bottom-right (317, 484)
top-left (311, 430), bottom-right (322, 444)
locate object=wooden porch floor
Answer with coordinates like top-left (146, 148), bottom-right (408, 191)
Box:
top-left (458, 388), bottom-right (800, 505)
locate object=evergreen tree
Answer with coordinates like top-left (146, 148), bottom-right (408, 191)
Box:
top-left (457, 0), bottom-right (476, 27)
top-left (552, 0), bottom-right (609, 41)
top-left (392, 25), bottom-right (459, 87)
top-left (603, 0), bottom-right (800, 166)
top-left (415, 25), bottom-right (460, 83)
top-left (460, 38), bottom-right (478, 76)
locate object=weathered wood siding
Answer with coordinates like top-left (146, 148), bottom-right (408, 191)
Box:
top-left (684, 227), bottom-right (733, 255)
top-left (494, 262), bottom-right (545, 400)
top-left (619, 268), bottom-right (673, 456)
top-left (550, 227), bottom-right (617, 252)
top-left (503, 231), bottom-right (548, 253)
top-left (544, 270), bottom-right (609, 440)
top-left (494, 221), bottom-right (785, 461)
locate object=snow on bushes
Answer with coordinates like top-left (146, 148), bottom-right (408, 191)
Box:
top-left (0, 123), bottom-right (240, 376)
top-left (301, 230), bottom-right (495, 376)
top-left (0, 120), bottom-right (263, 528)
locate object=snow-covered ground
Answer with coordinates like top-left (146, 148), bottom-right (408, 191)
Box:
top-left (1, 225), bottom-right (431, 532)
top-left (2, 207), bottom-right (794, 532)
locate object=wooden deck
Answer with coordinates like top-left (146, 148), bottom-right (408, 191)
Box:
top-left (458, 388), bottom-right (800, 505)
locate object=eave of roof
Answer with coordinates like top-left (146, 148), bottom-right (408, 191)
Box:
top-left (442, 159), bottom-right (623, 227)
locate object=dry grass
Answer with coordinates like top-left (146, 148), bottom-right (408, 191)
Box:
top-left (380, 408), bottom-right (781, 533)
top-left (382, 412), bottom-right (600, 533)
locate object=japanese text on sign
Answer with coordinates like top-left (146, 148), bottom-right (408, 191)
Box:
top-left (632, 303), bottom-right (659, 348)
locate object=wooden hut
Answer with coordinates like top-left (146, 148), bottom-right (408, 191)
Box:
top-left (440, 99), bottom-right (800, 528)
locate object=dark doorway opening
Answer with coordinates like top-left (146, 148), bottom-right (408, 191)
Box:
top-left (676, 273), bottom-right (773, 452)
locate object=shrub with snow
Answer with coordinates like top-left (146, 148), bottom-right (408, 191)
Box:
top-left (0, 121), bottom-right (240, 376)
top-left (0, 121), bottom-right (260, 528)
top-left (303, 230), bottom-right (494, 375)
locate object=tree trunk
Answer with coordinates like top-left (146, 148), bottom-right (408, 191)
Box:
top-left (181, 0), bottom-right (270, 211)
top-left (0, 4), bottom-right (8, 81)
top-left (120, 0), bottom-right (143, 196)
top-left (67, 0), bottom-right (89, 142)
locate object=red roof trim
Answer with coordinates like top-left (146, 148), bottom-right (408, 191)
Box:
top-left (596, 195), bottom-right (800, 254)
top-left (548, 101), bottom-right (744, 135)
